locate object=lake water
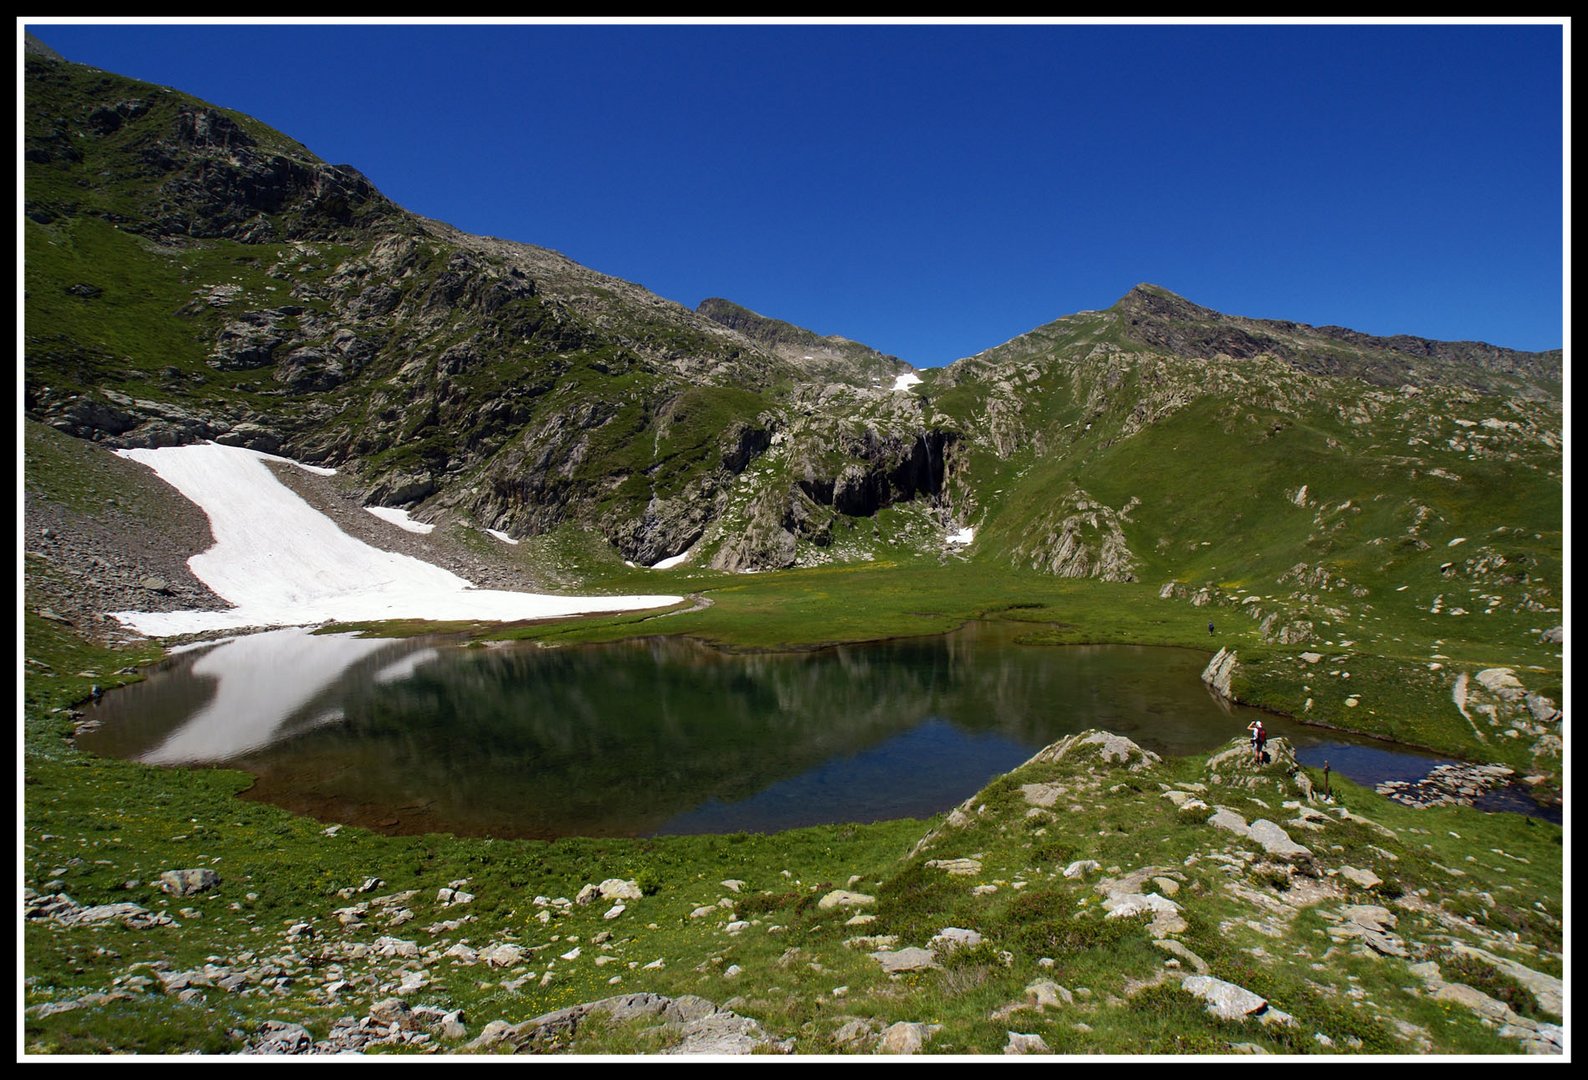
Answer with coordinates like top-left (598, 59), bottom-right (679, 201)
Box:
top-left (79, 622), bottom-right (1485, 839)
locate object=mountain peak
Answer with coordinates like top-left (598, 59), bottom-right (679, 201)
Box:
top-left (1113, 284), bottom-right (1217, 322)
top-left (24, 31), bottom-right (65, 61)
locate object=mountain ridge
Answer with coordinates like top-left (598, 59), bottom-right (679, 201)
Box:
top-left (25, 49), bottom-right (1562, 630)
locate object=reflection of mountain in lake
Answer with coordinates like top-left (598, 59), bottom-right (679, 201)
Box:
top-left (82, 623), bottom-right (1432, 839)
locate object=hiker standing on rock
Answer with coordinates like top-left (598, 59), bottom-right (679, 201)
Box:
top-left (1247, 719), bottom-right (1267, 764)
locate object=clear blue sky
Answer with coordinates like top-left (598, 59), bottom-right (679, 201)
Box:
top-left (26, 20), bottom-right (1567, 365)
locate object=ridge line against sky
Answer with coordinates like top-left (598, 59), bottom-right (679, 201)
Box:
top-left (20, 17), bottom-right (1569, 365)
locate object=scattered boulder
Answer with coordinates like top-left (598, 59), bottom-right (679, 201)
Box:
top-left (1024, 979), bottom-right (1075, 1010)
top-left (871, 947), bottom-right (939, 974)
top-left (925, 857), bottom-right (982, 876)
top-left (1337, 866), bottom-right (1382, 890)
top-left (244, 1021), bottom-right (314, 1055)
top-left (479, 943), bottom-right (525, 968)
top-left (1004, 1031), bottom-right (1050, 1054)
top-left (577, 878), bottom-right (643, 904)
top-left (1180, 975), bottom-right (1270, 1021)
top-left (368, 998), bottom-right (421, 1033)
top-left (1409, 961), bottom-right (1562, 1054)
top-left (1325, 905), bottom-right (1407, 958)
top-left (876, 1021), bottom-right (938, 1055)
top-left (817, 889), bottom-right (875, 911)
top-left (157, 868), bottom-right (220, 897)
top-left (929, 927), bottom-right (983, 952)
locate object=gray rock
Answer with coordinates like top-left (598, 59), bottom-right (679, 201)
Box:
top-left (877, 1021), bottom-right (937, 1055)
top-left (1338, 866), bottom-right (1382, 889)
top-left (1153, 938), bottom-right (1209, 974)
top-left (157, 868), bottom-right (220, 897)
top-left (1180, 974), bottom-right (1269, 1020)
top-left (831, 1018), bottom-right (877, 1051)
top-left (1020, 782), bottom-right (1066, 808)
top-left (1475, 667), bottom-right (1525, 700)
top-left (368, 997), bottom-right (420, 1032)
top-left (1202, 647), bottom-right (1239, 701)
top-left (479, 943), bottom-right (525, 968)
top-left (1247, 819), bottom-right (1314, 862)
top-left (1327, 905), bottom-right (1407, 958)
top-left (213, 422), bottom-right (283, 454)
top-left (871, 947), bottom-right (939, 974)
top-left (71, 902), bottom-right (174, 929)
top-left (245, 1020), bottom-right (314, 1055)
top-left (373, 936), bottom-right (419, 959)
top-left (926, 857), bottom-right (984, 876)
top-left (1004, 1031), bottom-right (1050, 1054)
top-left (1024, 979), bottom-right (1074, 1010)
top-left (817, 889), bottom-right (875, 911)
top-left (929, 927), bottom-right (983, 952)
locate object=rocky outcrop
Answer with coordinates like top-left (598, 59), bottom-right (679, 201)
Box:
top-left (1011, 491), bottom-right (1138, 581)
top-left (796, 428), bottom-right (958, 519)
top-left (1201, 647), bottom-right (1238, 701)
top-left (710, 487), bottom-right (799, 573)
top-left (468, 993), bottom-right (791, 1055)
top-left (1024, 729), bottom-right (1161, 773)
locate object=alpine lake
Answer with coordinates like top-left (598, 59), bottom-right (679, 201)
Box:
top-left (78, 621), bottom-right (1525, 839)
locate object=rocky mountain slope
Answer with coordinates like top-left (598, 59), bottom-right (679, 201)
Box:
top-left (25, 49), bottom-right (1561, 584)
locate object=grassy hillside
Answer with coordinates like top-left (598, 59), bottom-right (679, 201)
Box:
top-left (23, 618), bottom-right (1562, 1055)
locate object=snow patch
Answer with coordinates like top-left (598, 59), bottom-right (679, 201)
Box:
top-left (650, 552), bottom-right (689, 569)
top-left (892, 372), bottom-right (923, 392)
top-left (947, 527), bottom-right (975, 545)
top-left (365, 506), bottom-right (435, 534)
top-left (110, 443), bottom-right (681, 635)
top-left (485, 528), bottom-right (519, 546)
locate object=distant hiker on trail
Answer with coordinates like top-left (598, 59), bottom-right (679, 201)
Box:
top-left (1247, 719), bottom-right (1267, 764)
top-left (1208, 621), bottom-right (1215, 636)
